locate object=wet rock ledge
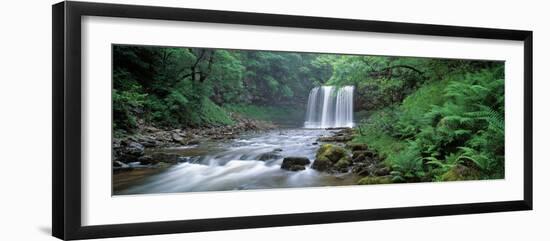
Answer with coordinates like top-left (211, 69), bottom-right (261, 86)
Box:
top-left (312, 127), bottom-right (393, 184)
top-left (113, 116), bottom-right (275, 170)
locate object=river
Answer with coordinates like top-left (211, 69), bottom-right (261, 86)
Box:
top-left (114, 128), bottom-right (360, 195)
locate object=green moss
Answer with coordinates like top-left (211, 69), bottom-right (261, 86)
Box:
top-left (311, 155), bottom-right (332, 171)
top-left (316, 144), bottom-right (333, 157)
top-left (312, 144), bottom-right (350, 171)
top-left (316, 144), bottom-right (347, 163)
top-left (334, 157), bottom-right (351, 169)
top-left (357, 176), bottom-right (393, 185)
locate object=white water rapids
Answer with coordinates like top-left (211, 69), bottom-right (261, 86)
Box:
top-left (116, 129), bottom-right (359, 195)
top-left (304, 86), bottom-right (354, 128)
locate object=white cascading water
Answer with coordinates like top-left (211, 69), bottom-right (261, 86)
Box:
top-left (117, 129), bottom-right (360, 194)
top-left (304, 86), bottom-right (354, 128)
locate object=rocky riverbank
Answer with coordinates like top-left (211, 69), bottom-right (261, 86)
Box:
top-left (113, 115), bottom-right (276, 171)
top-left (113, 122), bottom-right (394, 189)
top-left (311, 128), bottom-right (393, 185)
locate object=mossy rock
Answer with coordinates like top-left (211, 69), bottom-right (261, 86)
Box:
top-left (441, 165), bottom-right (481, 181)
top-left (316, 144), bottom-right (333, 157)
top-left (316, 144), bottom-right (347, 163)
top-left (334, 157), bottom-right (351, 170)
top-left (351, 151), bottom-right (366, 163)
top-left (313, 144), bottom-right (351, 172)
top-left (346, 143), bottom-right (369, 151)
top-left (311, 156), bottom-right (332, 171)
top-left (357, 176), bottom-right (393, 185)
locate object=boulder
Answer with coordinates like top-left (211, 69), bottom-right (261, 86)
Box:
top-left (346, 143), bottom-right (369, 151)
top-left (115, 141), bottom-right (145, 163)
top-left (351, 150), bottom-right (377, 163)
top-left (311, 156), bottom-right (332, 171)
top-left (352, 151), bottom-right (366, 163)
top-left (351, 157), bottom-right (389, 177)
top-left (351, 163), bottom-right (372, 176)
top-left (137, 155), bottom-right (154, 165)
top-left (334, 157), bottom-right (351, 171)
top-left (281, 156), bottom-right (310, 171)
top-left (316, 144), bottom-right (347, 163)
top-left (287, 165), bottom-right (306, 171)
top-left (311, 144), bottom-right (350, 172)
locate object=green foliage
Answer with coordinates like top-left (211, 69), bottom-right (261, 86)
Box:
top-left (198, 98), bottom-right (235, 126)
top-left (113, 45), bottom-right (327, 130)
top-left (389, 146), bottom-right (425, 182)
top-left (224, 104), bottom-right (302, 125)
top-left (241, 51), bottom-right (329, 104)
top-left (325, 56), bottom-right (432, 110)
top-left (351, 111), bottom-right (406, 164)
top-left (394, 78), bottom-right (449, 138)
top-left (209, 50), bottom-right (246, 104)
top-left (352, 63), bottom-right (505, 183)
top-left (112, 69), bottom-right (147, 131)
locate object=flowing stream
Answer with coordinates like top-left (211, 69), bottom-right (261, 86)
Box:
top-left (116, 129), bottom-right (360, 195)
top-left (115, 86), bottom-right (357, 195)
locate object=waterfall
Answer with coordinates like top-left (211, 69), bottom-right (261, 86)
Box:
top-left (304, 86), bottom-right (354, 128)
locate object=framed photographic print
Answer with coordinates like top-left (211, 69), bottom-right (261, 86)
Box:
top-left (52, 1), bottom-right (533, 240)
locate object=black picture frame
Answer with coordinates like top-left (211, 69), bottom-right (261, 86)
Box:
top-left (52, 1), bottom-right (533, 240)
